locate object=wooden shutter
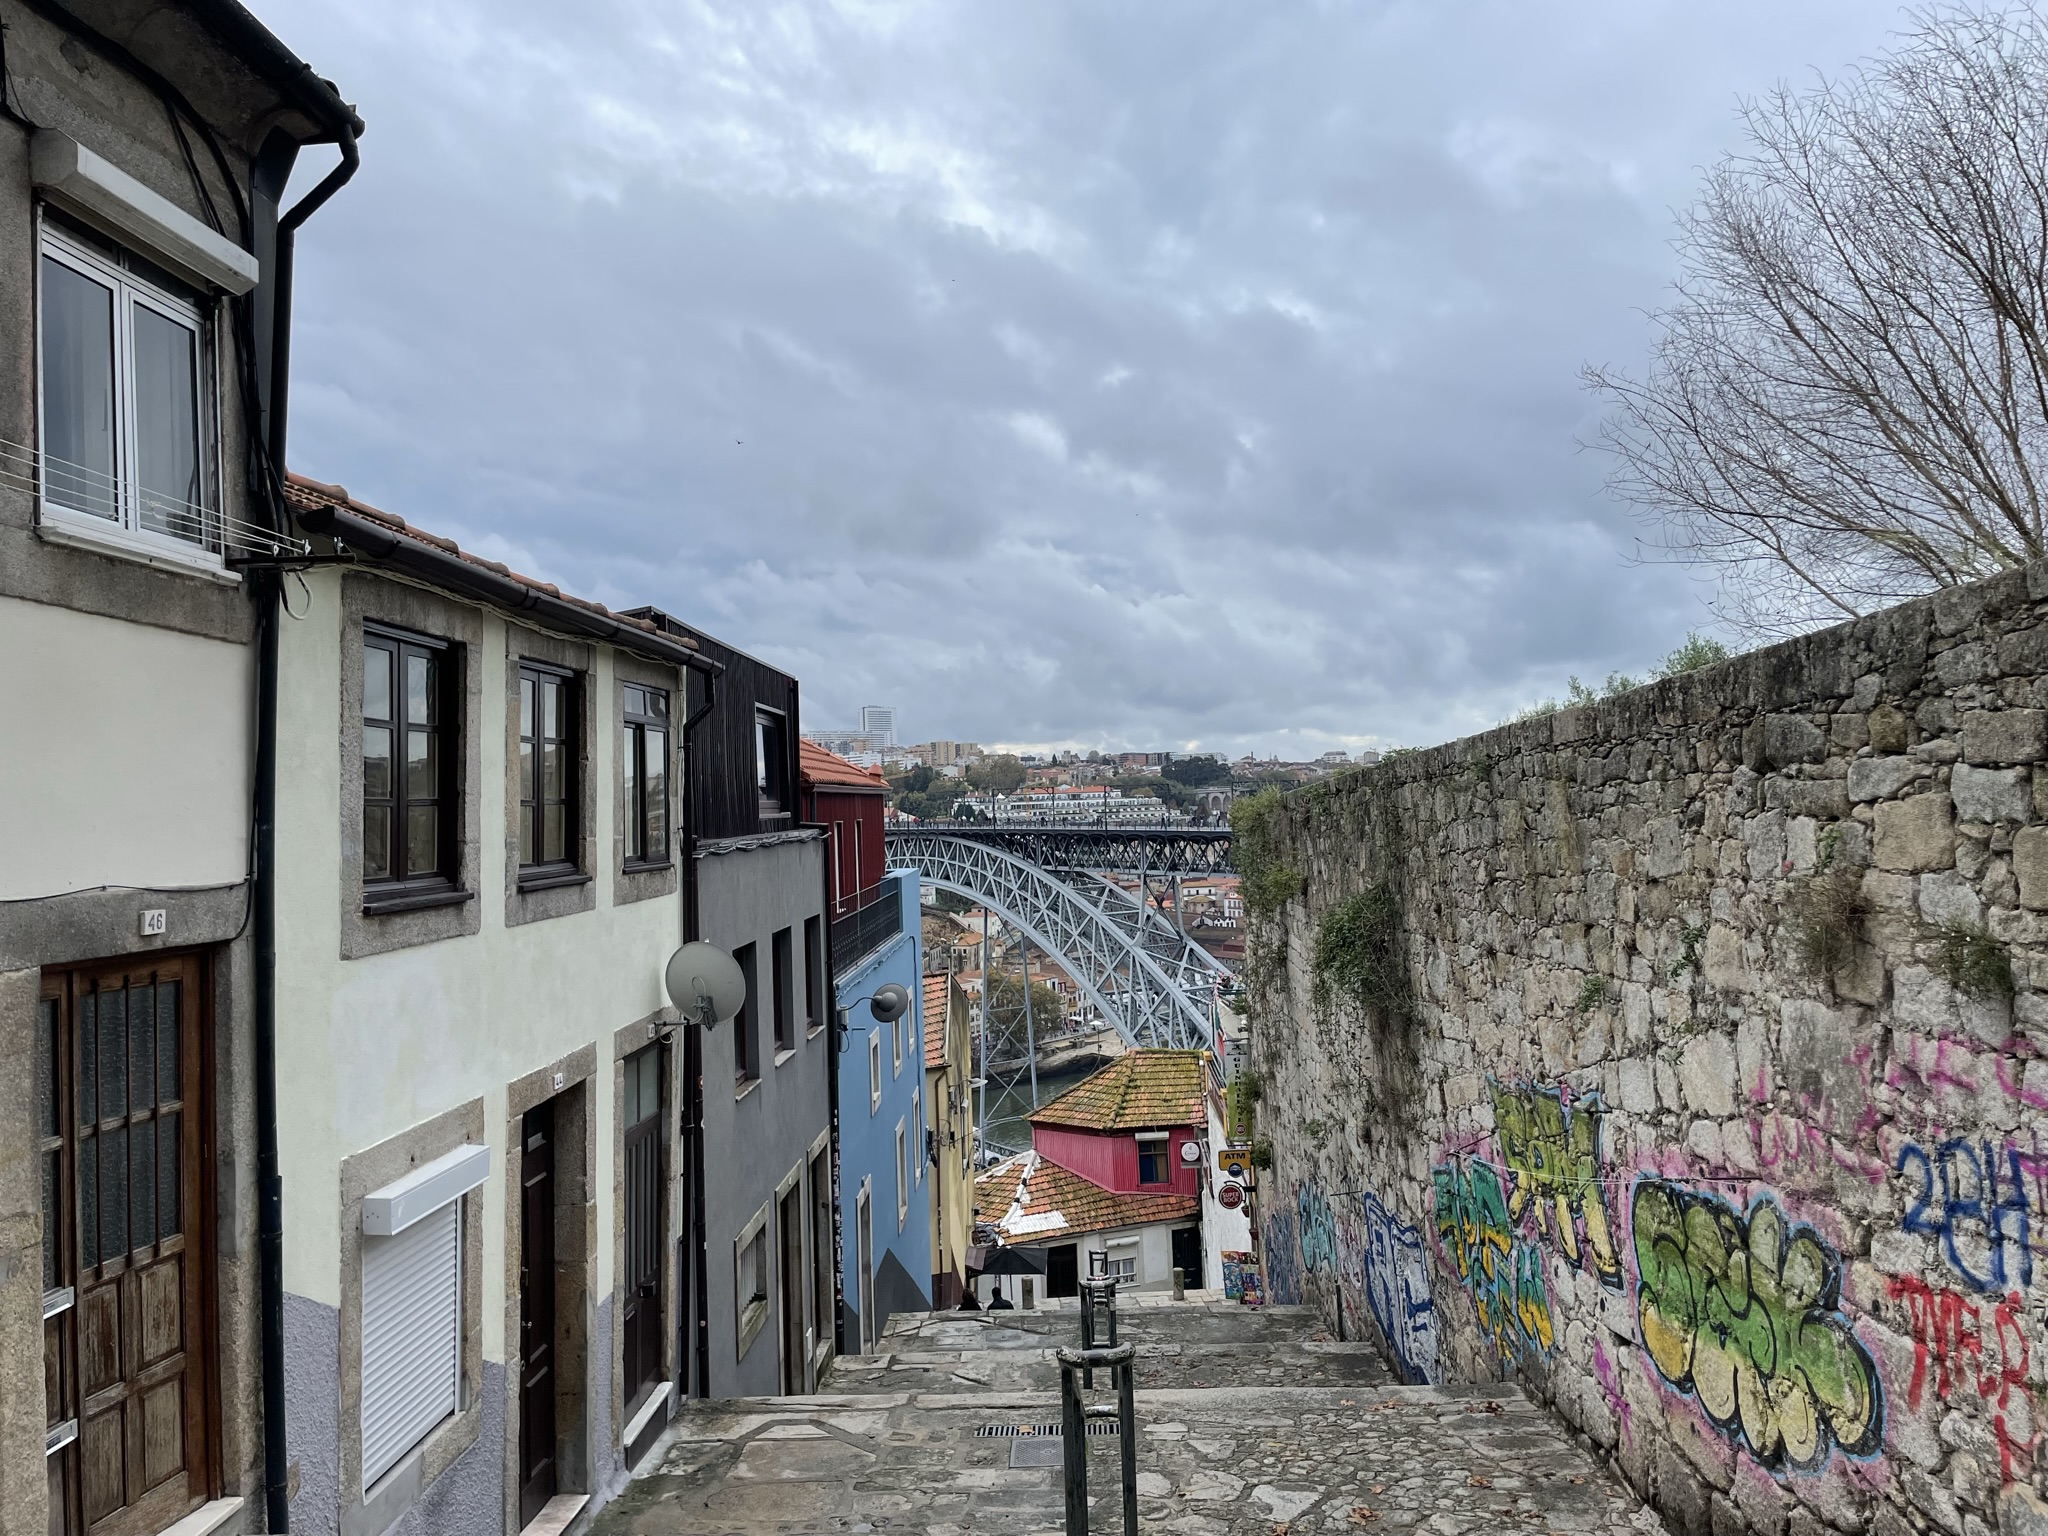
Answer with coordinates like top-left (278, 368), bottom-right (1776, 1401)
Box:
top-left (360, 1198), bottom-right (460, 1489)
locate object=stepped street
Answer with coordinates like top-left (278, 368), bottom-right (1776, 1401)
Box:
top-left (590, 1296), bottom-right (1663, 1535)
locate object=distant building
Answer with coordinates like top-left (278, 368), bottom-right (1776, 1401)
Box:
top-left (859, 704), bottom-right (897, 746)
top-left (972, 1051), bottom-right (1206, 1300)
top-left (923, 973), bottom-right (977, 1308)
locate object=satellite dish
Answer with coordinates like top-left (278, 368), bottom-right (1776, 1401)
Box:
top-left (1178, 1139), bottom-right (1203, 1166)
top-left (664, 942), bottom-right (746, 1027)
top-left (869, 983), bottom-right (911, 1023)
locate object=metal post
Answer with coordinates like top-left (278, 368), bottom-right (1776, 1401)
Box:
top-left (1060, 1348), bottom-right (1089, 1532)
top-left (1021, 933), bottom-right (1040, 1110)
top-left (1116, 1353), bottom-right (1138, 1536)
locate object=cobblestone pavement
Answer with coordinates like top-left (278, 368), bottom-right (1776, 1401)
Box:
top-left (587, 1300), bottom-right (1664, 1536)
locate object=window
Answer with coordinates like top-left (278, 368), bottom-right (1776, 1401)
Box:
top-left (734, 1204), bottom-right (771, 1356)
top-left (756, 707), bottom-right (788, 816)
top-left (1104, 1245), bottom-right (1137, 1281)
top-left (911, 1088), bottom-right (922, 1186)
top-left (518, 663), bottom-right (578, 875)
top-left (830, 823), bottom-right (843, 911)
top-left (364, 628), bottom-right (456, 893)
top-left (895, 1120), bottom-right (908, 1229)
top-left (36, 212), bottom-right (220, 562)
top-left (891, 1004), bottom-right (903, 1076)
top-left (868, 1031), bottom-right (882, 1112)
top-left (361, 1196), bottom-right (462, 1490)
top-left (1136, 1133), bottom-right (1171, 1186)
top-left (620, 684), bottom-right (670, 867)
top-left (734, 943), bottom-right (760, 1087)
top-left (803, 917), bottom-right (824, 1032)
top-left (772, 927), bottom-right (794, 1056)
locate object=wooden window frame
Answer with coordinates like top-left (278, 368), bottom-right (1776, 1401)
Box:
top-left (362, 625), bottom-right (460, 909)
top-left (517, 660), bottom-right (581, 885)
top-left (1136, 1133), bottom-right (1171, 1187)
top-left (620, 683), bottom-right (671, 871)
top-left (733, 943), bottom-right (760, 1089)
top-left (771, 927), bottom-right (795, 1058)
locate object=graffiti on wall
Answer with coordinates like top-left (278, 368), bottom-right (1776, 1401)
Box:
top-left (1433, 1157), bottom-right (1553, 1359)
top-left (1632, 1180), bottom-right (1882, 1472)
top-left (1264, 1206), bottom-right (1302, 1305)
top-left (1361, 1191), bottom-right (1440, 1383)
top-left (1490, 1081), bottom-right (1623, 1288)
top-left (1897, 1137), bottom-right (2035, 1294)
top-left (1885, 1276), bottom-right (2035, 1484)
top-left (1298, 1181), bottom-right (1338, 1275)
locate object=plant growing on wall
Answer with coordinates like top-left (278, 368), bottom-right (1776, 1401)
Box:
top-left (1789, 860), bottom-right (1866, 978)
top-left (1231, 787), bottom-right (1304, 918)
top-left (1311, 879), bottom-right (1411, 1021)
top-left (1938, 922), bottom-right (2015, 1001)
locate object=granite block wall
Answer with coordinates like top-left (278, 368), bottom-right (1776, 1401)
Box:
top-left (1248, 564), bottom-right (2048, 1536)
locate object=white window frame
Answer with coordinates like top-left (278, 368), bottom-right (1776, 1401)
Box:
top-left (1104, 1237), bottom-right (1139, 1282)
top-left (911, 1088), bottom-right (923, 1186)
top-left (35, 216), bottom-right (223, 569)
top-left (895, 1119), bottom-right (908, 1230)
top-left (869, 1031), bottom-right (882, 1113)
top-left (735, 1201), bottom-right (772, 1359)
top-left (891, 1006), bottom-right (903, 1076)
top-left (1136, 1132), bottom-right (1171, 1186)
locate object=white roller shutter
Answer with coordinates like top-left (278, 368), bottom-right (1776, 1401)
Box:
top-left (360, 1197), bottom-right (461, 1490)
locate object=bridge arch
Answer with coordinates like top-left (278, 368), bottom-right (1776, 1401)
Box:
top-left (885, 828), bottom-right (1227, 1053)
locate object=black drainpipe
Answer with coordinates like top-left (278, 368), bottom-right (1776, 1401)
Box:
top-left (681, 671), bottom-right (716, 1397)
top-left (255, 125), bottom-right (359, 1535)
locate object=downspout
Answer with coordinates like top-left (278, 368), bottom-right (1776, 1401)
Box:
top-left (681, 673), bottom-right (715, 1397)
top-left (255, 126), bottom-right (359, 1535)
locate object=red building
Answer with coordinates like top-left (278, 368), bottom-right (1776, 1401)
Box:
top-left (800, 739), bottom-right (887, 916)
top-left (974, 1050), bottom-right (1206, 1297)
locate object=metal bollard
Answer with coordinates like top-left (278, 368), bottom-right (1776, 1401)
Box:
top-left (1056, 1341), bottom-right (1138, 1536)
top-left (1077, 1274), bottom-right (1120, 1386)
top-left (1023, 1277), bottom-right (1036, 1310)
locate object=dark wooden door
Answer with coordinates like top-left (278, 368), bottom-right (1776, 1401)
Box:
top-left (1171, 1225), bottom-right (1202, 1286)
top-left (777, 1188), bottom-right (804, 1394)
top-left (1047, 1243), bottom-right (1079, 1299)
top-left (621, 1045), bottom-right (665, 1405)
top-left (42, 957), bottom-right (213, 1536)
top-left (518, 1102), bottom-right (557, 1526)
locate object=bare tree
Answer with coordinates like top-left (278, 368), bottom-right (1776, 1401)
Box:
top-left (1590, 6), bottom-right (2048, 636)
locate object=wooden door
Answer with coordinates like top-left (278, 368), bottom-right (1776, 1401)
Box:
top-left (776, 1188), bottom-right (804, 1394)
top-left (855, 1190), bottom-right (874, 1353)
top-left (621, 1045), bottom-right (665, 1406)
top-left (1047, 1243), bottom-right (1079, 1299)
top-left (518, 1102), bottom-right (557, 1526)
top-left (41, 956), bottom-right (213, 1536)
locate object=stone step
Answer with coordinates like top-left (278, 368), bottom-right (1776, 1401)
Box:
top-left (591, 1382), bottom-right (1664, 1536)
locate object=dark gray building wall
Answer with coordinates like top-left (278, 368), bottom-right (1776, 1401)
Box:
top-left (695, 833), bottom-right (833, 1399)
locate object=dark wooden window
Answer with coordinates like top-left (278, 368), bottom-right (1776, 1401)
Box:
top-left (755, 708), bottom-right (788, 816)
top-left (621, 684), bottom-right (670, 868)
top-left (41, 956), bottom-right (212, 1536)
top-left (621, 1045), bottom-right (665, 1407)
top-left (1137, 1133), bottom-right (1170, 1186)
top-left (771, 928), bottom-right (794, 1056)
top-left (519, 662), bottom-right (578, 875)
top-left (803, 916), bottom-right (824, 1031)
top-left (363, 627), bottom-right (456, 897)
top-left (734, 943), bottom-right (759, 1086)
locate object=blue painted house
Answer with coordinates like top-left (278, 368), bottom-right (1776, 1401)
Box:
top-left (801, 744), bottom-right (932, 1349)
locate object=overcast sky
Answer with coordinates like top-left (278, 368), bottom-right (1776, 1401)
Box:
top-left (266, 0), bottom-right (1907, 758)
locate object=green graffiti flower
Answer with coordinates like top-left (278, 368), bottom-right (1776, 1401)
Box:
top-left (1632, 1180), bottom-right (1881, 1471)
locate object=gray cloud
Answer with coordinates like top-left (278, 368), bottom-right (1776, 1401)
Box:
top-left (268, 0), bottom-right (1906, 754)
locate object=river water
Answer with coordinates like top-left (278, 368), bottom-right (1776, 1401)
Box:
top-left (978, 1060), bottom-right (1106, 1157)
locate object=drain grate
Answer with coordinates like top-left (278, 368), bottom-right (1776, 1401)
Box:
top-left (974, 1422), bottom-right (1120, 1437)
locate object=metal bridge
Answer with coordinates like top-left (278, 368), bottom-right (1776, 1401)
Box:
top-left (884, 824), bottom-right (1235, 1054)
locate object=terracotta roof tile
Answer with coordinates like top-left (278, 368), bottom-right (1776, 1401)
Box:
top-left (282, 474), bottom-right (690, 648)
top-left (1027, 1049), bottom-right (1205, 1133)
top-left (799, 738), bottom-right (887, 792)
top-left (973, 1151), bottom-right (1198, 1243)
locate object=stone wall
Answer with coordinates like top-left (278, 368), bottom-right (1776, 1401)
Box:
top-left (1247, 565), bottom-right (2048, 1536)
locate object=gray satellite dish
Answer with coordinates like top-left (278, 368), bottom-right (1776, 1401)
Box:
top-left (869, 983), bottom-right (911, 1023)
top-left (664, 942), bottom-right (746, 1026)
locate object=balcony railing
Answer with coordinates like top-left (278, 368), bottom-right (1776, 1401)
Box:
top-left (831, 882), bottom-right (903, 975)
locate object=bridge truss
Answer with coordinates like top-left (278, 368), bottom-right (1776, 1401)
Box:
top-left (884, 826), bottom-right (1233, 1055)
